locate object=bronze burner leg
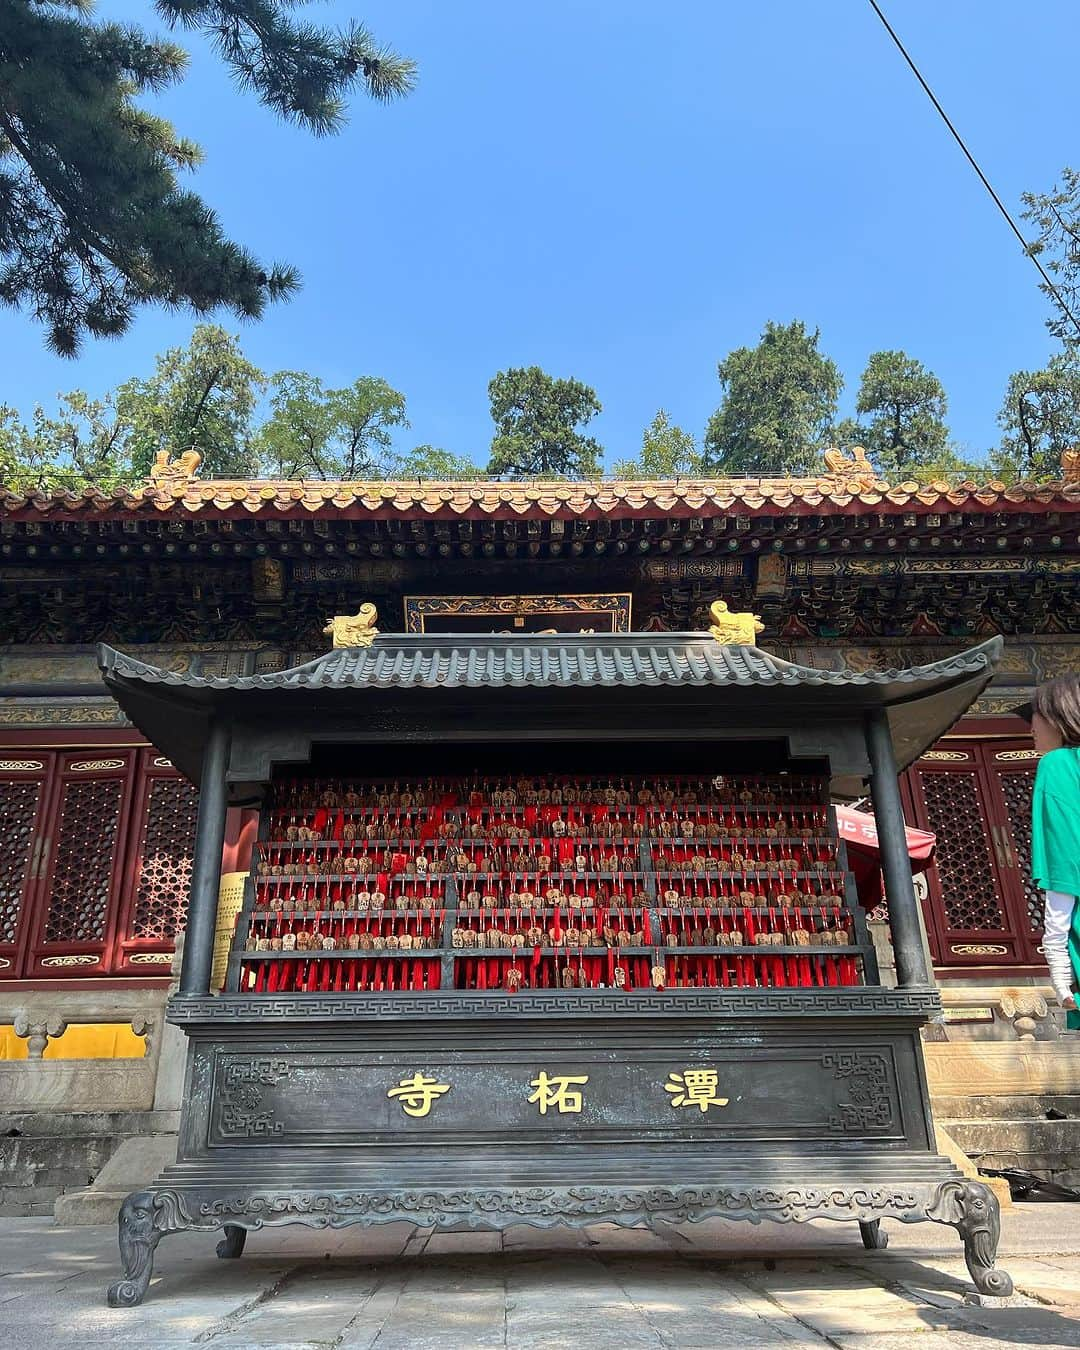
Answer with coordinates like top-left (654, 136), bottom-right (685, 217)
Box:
top-left (927, 1179), bottom-right (1013, 1297)
top-left (858, 1219), bottom-right (888, 1250)
top-left (216, 1225), bottom-right (248, 1259)
top-left (106, 1191), bottom-right (168, 1307)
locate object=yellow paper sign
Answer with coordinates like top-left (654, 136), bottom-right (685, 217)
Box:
top-left (211, 871), bottom-right (247, 993)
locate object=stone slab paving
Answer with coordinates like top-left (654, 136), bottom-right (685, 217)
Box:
top-left (2, 1207), bottom-right (1080, 1349)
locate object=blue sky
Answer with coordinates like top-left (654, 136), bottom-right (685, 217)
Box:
top-left (2, 0), bottom-right (1076, 468)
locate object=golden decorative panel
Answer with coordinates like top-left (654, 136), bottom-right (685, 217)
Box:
top-left (404, 593), bottom-right (632, 635)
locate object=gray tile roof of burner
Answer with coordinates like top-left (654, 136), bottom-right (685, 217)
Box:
top-left (97, 632), bottom-right (1001, 694)
top-left (96, 633), bottom-right (1003, 791)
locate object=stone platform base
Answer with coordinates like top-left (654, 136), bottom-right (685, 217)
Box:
top-left (0, 1110), bottom-right (177, 1218)
top-left (54, 1133), bottom-right (178, 1225)
top-left (925, 1039), bottom-right (1080, 1097)
top-left (926, 1039), bottom-right (1080, 1188)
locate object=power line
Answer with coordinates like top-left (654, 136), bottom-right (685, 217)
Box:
top-left (867, 0), bottom-right (1080, 341)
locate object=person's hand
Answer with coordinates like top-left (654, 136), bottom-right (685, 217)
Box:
top-left (1063, 994), bottom-right (1077, 1011)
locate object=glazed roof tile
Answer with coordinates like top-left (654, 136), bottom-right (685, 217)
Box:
top-left (97, 633), bottom-right (1003, 789)
top-left (98, 632), bottom-right (1002, 694)
top-left (5, 474), bottom-right (1078, 521)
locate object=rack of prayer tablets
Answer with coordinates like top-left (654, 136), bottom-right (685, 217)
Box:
top-left (97, 628), bottom-right (1013, 1307)
top-left (233, 772), bottom-right (870, 996)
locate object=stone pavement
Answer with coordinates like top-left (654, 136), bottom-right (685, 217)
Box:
top-left (3, 1205), bottom-right (1080, 1349)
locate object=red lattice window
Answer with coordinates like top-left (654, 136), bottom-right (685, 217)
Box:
top-left (905, 738), bottom-right (1043, 971)
top-left (2, 748), bottom-right (199, 980)
top-left (42, 775), bottom-right (125, 944)
top-left (0, 780), bottom-right (41, 945)
top-left (128, 775), bottom-right (198, 942)
top-left (918, 769), bottom-right (1003, 931)
top-left (0, 764), bottom-right (51, 969)
top-left (997, 770), bottom-right (1040, 932)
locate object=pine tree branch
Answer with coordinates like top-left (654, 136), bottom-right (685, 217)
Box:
top-left (1017, 391), bottom-right (1037, 464)
top-left (1047, 201), bottom-right (1080, 252)
top-left (187, 362), bottom-right (226, 439)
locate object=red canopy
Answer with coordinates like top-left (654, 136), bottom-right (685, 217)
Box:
top-left (834, 805), bottom-right (936, 909)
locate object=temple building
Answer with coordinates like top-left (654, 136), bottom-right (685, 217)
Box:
top-left (0, 447), bottom-right (1078, 1216)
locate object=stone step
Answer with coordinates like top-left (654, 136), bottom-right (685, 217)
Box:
top-left (934, 1094), bottom-right (1080, 1121)
top-left (0, 1109), bottom-right (178, 1137)
top-left (54, 1134), bottom-right (179, 1225)
top-left (943, 1116), bottom-right (1080, 1189)
top-left (965, 1154), bottom-right (1080, 1189)
top-left (945, 1118), bottom-right (1080, 1152)
top-left (0, 1109), bottom-right (178, 1218)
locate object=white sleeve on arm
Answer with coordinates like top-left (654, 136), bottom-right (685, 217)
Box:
top-left (1042, 890), bottom-right (1078, 1005)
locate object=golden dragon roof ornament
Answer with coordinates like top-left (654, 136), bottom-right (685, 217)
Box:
top-left (323, 605), bottom-right (379, 649)
top-left (708, 600), bottom-right (764, 646)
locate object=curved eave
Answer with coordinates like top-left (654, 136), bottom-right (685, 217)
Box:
top-left (98, 633), bottom-right (1001, 694)
top-left (98, 635), bottom-right (1002, 789)
top-left (5, 476), bottom-right (1079, 523)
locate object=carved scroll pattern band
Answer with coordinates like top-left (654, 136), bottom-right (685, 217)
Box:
top-left (169, 988), bottom-right (943, 1023)
top-left (198, 1183), bottom-right (926, 1227)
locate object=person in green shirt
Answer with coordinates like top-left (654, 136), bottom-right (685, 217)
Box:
top-left (1025, 673), bottom-right (1080, 1021)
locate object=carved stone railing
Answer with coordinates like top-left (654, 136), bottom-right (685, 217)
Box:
top-left (11, 1009), bottom-right (155, 1060)
top-left (0, 990), bottom-right (169, 1112)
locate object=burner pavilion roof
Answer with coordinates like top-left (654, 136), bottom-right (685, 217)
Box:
top-left (99, 633), bottom-right (1002, 793)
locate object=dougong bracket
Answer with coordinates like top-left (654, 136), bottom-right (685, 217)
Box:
top-left (926, 1179), bottom-right (1013, 1297)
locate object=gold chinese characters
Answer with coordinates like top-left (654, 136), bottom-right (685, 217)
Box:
top-left (664, 1068), bottom-right (729, 1112)
top-left (527, 1072), bottom-right (589, 1115)
top-left (386, 1072), bottom-right (451, 1118)
top-left (385, 1067), bottom-right (731, 1119)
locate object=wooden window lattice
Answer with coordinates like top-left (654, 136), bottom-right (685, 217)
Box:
top-left (998, 771), bottom-right (1041, 934)
top-left (43, 777), bottom-right (124, 944)
top-left (130, 776), bottom-right (198, 941)
top-left (918, 771), bottom-right (1005, 932)
top-left (0, 779), bottom-right (41, 945)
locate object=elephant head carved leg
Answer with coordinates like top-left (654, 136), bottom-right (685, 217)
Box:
top-left (926, 1180), bottom-right (1013, 1297)
top-left (106, 1190), bottom-right (188, 1307)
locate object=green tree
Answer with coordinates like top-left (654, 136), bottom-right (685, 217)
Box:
top-left (0, 391), bottom-right (132, 490)
top-left (1021, 167), bottom-right (1080, 350)
top-left (702, 321), bottom-right (841, 475)
top-left (0, 0), bottom-right (415, 354)
top-left (117, 324), bottom-right (265, 477)
top-left (612, 409), bottom-right (699, 479)
top-left (993, 355), bottom-right (1080, 481)
top-left (844, 350), bottom-right (951, 480)
top-left (486, 366), bottom-right (602, 478)
top-left (256, 371), bottom-right (408, 478)
top-left (395, 445), bottom-right (482, 479)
